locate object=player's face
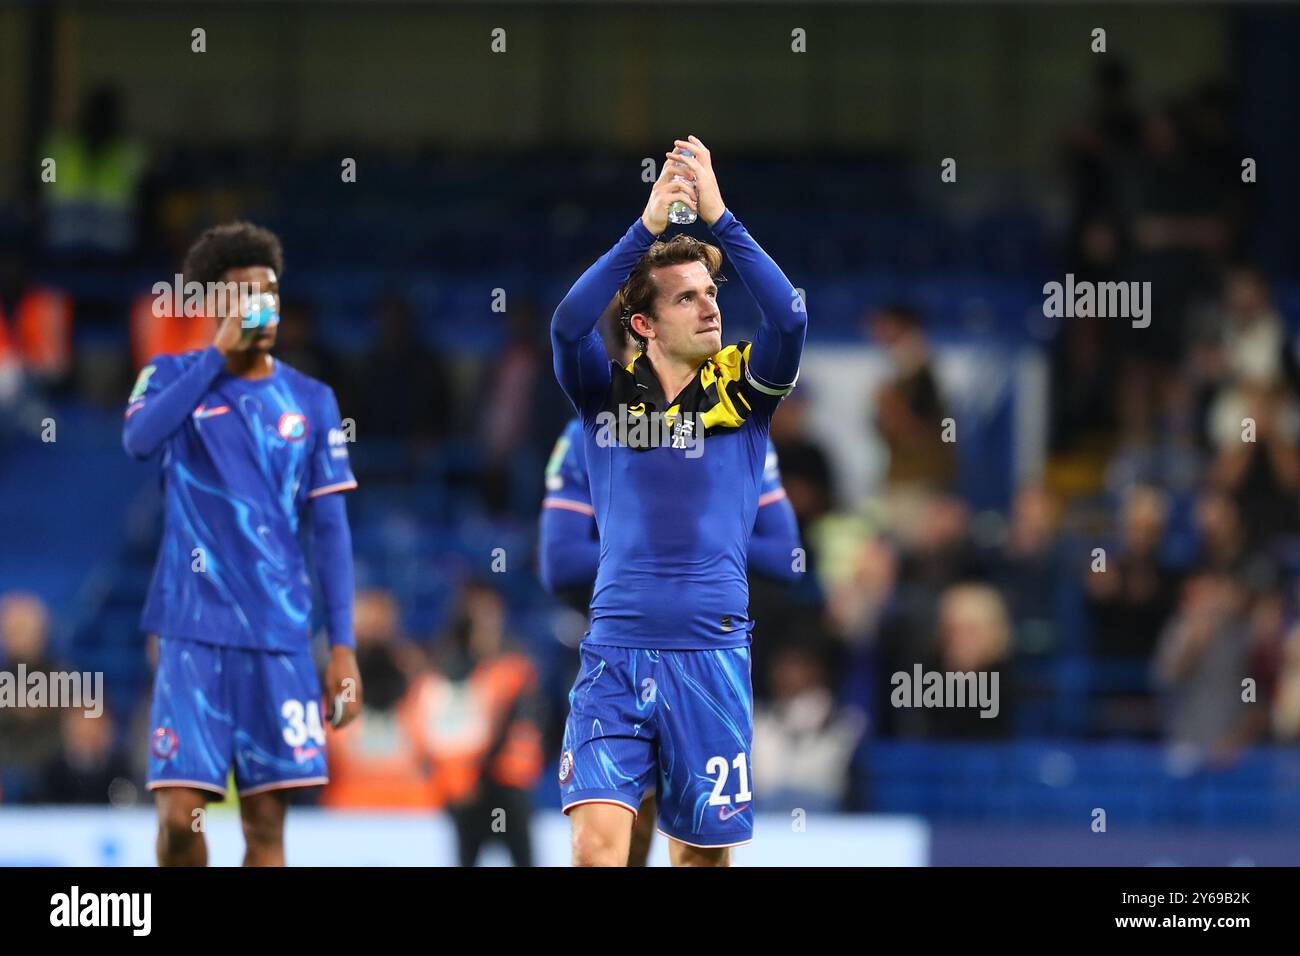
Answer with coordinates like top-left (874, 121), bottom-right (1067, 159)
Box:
top-left (645, 261), bottom-right (721, 364)
top-left (224, 266), bottom-right (281, 353)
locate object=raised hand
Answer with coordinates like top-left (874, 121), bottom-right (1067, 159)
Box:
top-left (214, 310), bottom-right (257, 357)
top-left (641, 149), bottom-right (700, 236)
top-left (664, 135), bottom-right (725, 226)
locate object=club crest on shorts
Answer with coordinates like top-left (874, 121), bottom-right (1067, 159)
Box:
top-left (277, 412), bottom-right (308, 442)
top-left (558, 750), bottom-right (574, 785)
top-left (151, 727), bottom-right (179, 760)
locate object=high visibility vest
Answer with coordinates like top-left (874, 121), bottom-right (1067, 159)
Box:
top-left (44, 132), bottom-right (145, 207)
top-left (42, 133), bottom-right (147, 253)
top-left (130, 292), bottom-right (216, 370)
top-left (13, 288), bottom-right (72, 377)
top-left (322, 696), bottom-right (437, 809)
top-left (406, 654), bottom-right (543, 806)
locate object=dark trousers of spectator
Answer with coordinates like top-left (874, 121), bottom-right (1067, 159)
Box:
top-left (448, 781), bottom-right (534, 867)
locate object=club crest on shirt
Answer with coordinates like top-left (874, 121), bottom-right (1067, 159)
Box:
top-left (558, 750), bottom-right (574, 785)
top-left (151, 727), bottom-right (179, 760)
top-left (277, 412), bottom-right (308, 442)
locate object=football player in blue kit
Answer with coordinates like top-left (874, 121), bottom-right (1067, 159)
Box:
top-left (550, 136), bottom-right (807, 865)
top-left (123, 222), bottom-right (362, 866)
top-left (539, 314), bottom-right (801, 865)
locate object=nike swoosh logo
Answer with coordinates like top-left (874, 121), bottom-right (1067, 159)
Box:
top-left (193, 404), bottom-right (230, 419)
top-left (718, 804), bottom-right (750, 821)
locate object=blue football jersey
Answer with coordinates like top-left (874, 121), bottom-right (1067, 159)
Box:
top-left (543, 417), bottom-right (594, 516)
top-left (127, 351), bottom-right (357, 652)
top-left (580, 344), bottom-right (784, 650)
top-left (548, 414), bottom-right (785, 517)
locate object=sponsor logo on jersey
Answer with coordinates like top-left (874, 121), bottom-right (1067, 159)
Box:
top-left (277, 412), bottom-right (308, 442)
top-left (718, 803), bottom-right (749, 822)
top-left (150, 727), bottom-right (179, 760)
top-left (328, 427), bottom-right (350, 459)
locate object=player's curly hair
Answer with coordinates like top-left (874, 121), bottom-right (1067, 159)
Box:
top-left (182, 221), bottom-right (285, 287)
top-left (615, 234), bottom-right (726, 353)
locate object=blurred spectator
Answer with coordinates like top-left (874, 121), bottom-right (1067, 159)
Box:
top-left (910, 583), bottom-right (1015, 740)
top-left (1084, 484), bottom-right (1180, 660)
top-left (1243, 583), bottom-right (1286, 745)
top-left (880, 494), bottom-right (986, 669)
top-left (0, 304), bottom-right (20, 415)
top-left (479, 302), bottom-right (543, 513)
top-left (1193, 266), bottom-right (1297, 441)
top-left (768, 387), bottom-right (835, 526)
top-left (407, 581), bottom-right (542, 866)
top-left (1063, 60), bottom-right (1142, 258)
top-left (41, 84), bottom-right (148, 259)
top-left (1055, 61), bottom-right (1140, 454)
top-left (989, 485), bottom-right (1068, 657)
top-left (323, 589), bottom-right (430, 809)
top-left (1208, 382), bottom-right (1300, 550)
top-left (270, 299), bottom-right (345, 397)
top-left (868, 305), bottom-right (956, 494)
top-left (1199, 267), bottom-right (1294, 401)
top-left (1105, 370), bottom-right (1203, 498)
top-left (1270, 615), bottom-right (1300, 742)
top-left (1118, 104), bottom-right (1229, 368)
top-left (0, 593), bottom-right (65, 801)
top-left (752, 645), bottom-right (866, 812)
top-left (822, 530), bottom-right (901, 718)
top-left (1153, 568), bottom-right (1258, 759)
top-left (1192, 489), bottom-right (1248, 573)
top-left (29, 707), bottom-right (134, 805)
top-left (347, 295), bottom-right (450, 448)
top-left (0, 253), bottom-right (38, 440)
top-left (1048, 275), bottom-right (1120, 455)
top-left (747, 402), bottom-right (832, 702)
top-left (827, 533), bottom-right (900, 649)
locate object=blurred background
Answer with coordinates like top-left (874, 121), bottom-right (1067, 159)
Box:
top-left (3, 0), bottom-right (1300, 865)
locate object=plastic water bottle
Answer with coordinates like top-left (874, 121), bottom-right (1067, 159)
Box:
top-left (242, 291), bottom-right (280, 330)
top-left (667, 148), bottom-right (698, 226)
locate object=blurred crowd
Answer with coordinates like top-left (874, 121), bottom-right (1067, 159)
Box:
top-left (4, 65), bottom-right (1300, 833)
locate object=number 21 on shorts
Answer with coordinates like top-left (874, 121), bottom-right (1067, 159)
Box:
top-left (706, 752), bottom-right (753, 806)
